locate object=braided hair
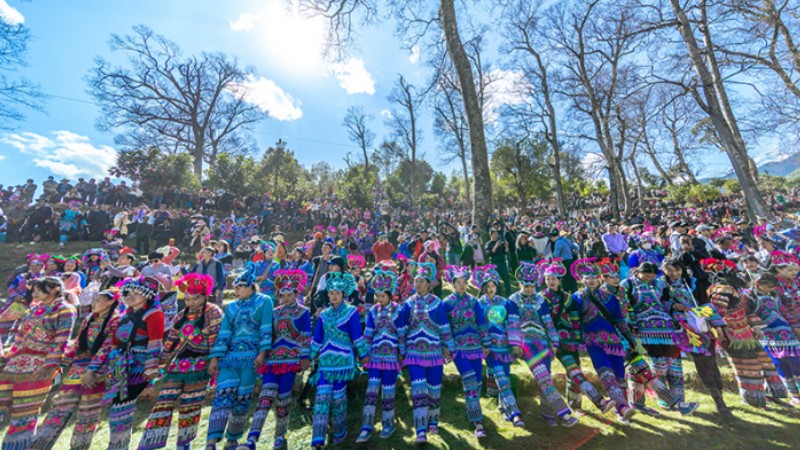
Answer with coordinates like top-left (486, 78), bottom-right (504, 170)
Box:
top-left (77, 295), bottom-right (119, 356)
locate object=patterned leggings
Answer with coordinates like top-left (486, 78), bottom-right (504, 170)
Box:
top-left (452, 357), bottom-right (484, 422)
top-left (0, 375), bottom-right (56, 450)
top-left (556, 349), bottom-right (605, 410)
top-left (31, 360), bottom-right (105, 450)
top-left (407, 365), bottom-right (443, 435)
top-left (486, 357), bottom-right (521, 420)
top-left (360, 368), bottom-right (399, 433)
top-left (207, 365), bottom-right (258, 444)
top-left (107, 381), bottom-right (149, 450)
top-left (311, 375), bottom-right (348, 447)
top-left (765, 348), bottom-right (800, 399)
top-left (247, 371), bottom-right (298, 444)
top-left (586, 346), bottom-right (630, 414)
top-left (138, 372), bottom-right (209, 449)
top-left (520, 342), bottom-right (571, 422)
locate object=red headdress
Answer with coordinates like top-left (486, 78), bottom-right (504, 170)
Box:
top-left (175, 273), bottom-right (214, 297)
top-left (274, 269), bottom-right (308, 293)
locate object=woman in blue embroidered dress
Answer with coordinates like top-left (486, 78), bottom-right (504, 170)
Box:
top-left (356, 269), bottom-right (407, 443)
top-left (309, 272), bottom-right (368, 450)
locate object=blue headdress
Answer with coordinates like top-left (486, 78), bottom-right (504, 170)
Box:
top-left (471, 265), bottom-right (500, 289)
top-left (369, 269), bottom-right (397, 294)
top-left (415, 262), bottom-right (437, 282)
top-left (234, 262), bottom-right (259, 287)
top-left (327, 272), bottom-right (357, 296)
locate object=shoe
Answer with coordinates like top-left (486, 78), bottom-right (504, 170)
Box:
top-left (560, 414), bottom-right (579, 427)
top-left (273, 436), bottom-right (287, 449)
top-left (676, 401), bottom-right (699, 416)
top-left (332, 433), bottom-right (347, 445)
top-left (415, 432), bottom-right (428, 445)
top-left (542, 415), bottom-right (558, 427)
top-left (379, 425), bottom-right (395, 439)
top-left (790, 397), bottom-right (800, 407)
top-left (234, 441), bottom-right (255, 450)
top-left (512, 416), bottom-right (525, 428)
top-left (428, 425), bottom-right (439, 435)
top-left (599, 399), bottom-right (616, 414)
top-left (224, 441), bottom-right (238, 450)
top-left (634, 404), bottom-right (661, 416)
top-left (657, 399), bottom-right (671, 409)
top-left (620, 405), bottom-right (637, 423)
top-left (474, 423), bottom-right (486, 438)
top-left (355, 430), bottom-right (371, 444)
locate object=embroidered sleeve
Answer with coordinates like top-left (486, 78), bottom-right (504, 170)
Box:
top-left (88, 314), bottom-right (119, 372)
top-left (537, 296), bottom-right (560, 347)
top-left (298, 308), bottom-right (312, 360)
top-left (210, 303), bottom-right (235, 359)
top-left (507, 299), bottom-right (522, 347)
top-left (45, 305), bottom-right (77, 368)
top-left (310, 313), bottom-right (324, 361)
top-left (476, 299), bottom-right (491, 348)
top-left (205, 304), bottom-right (224, 349)
top-left (350, 307), bottom-right (369, 359)
top-left (395, 305), bottom-right (408, 357)
top-left (259, 296), bottom-right (274, 353)
top-left (436, 300), bottom-right (456, 354)
top-left (363, 308), bottom-right (376, 349)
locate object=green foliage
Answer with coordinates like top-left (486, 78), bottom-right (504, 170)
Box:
top-left (111, 147), bottom-right (199, 192)
top-left (667, 183), bottom-right (721, 204)
top-left (335, 165), bottom-right (378, 207)
top-left (758, 174), bottom-right (790, 191)
top-left (491, 136), bottom-right (552, 204)
top-left (309, 161), bottom-right (340, 196)
top-left (385, 159), bottom-right (434, 207)
top-left (722, 178), bottom-right (741, 193)
top-left (254, 141), bottom-right (312, 200)
top-left (205, 153), bottom-right (256, 197)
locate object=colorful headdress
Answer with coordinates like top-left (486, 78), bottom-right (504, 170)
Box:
top-left (175, 273), bottom-right (214, 297)
top-left (414, 262), bottom-right (437, 282)
top-left (234, 262), bottom-right (259, 287)
top-left (471, 265), bottom-right (501, 289)
top-left (369, 269), bottom-right (397, 293)
top-left (700, 258), bottom-right (737, 276)
top-left (326, 272), bottom-right (357, 296)
top-left (82, 248), bottom-right (107, 264)
top-left (515, 261), bottom-right (540, 286)
top-left (347, 254), bottom-right (366, 270)
top-left (770, 250), bottom-right (800, 268)
top-left (444, 265), bottom-right (471, 284)
top-left (260, 241), bottom-right (277, 253)
top-left (571, 257), bottom-right (600, 279)
top-left (49, 254), bottom-right (66, 265)
top-left (104, 229), bottom-right (119, 236)
top-left (274, 269), bottom-right (308, 293)
top-left (537, 259), bottom-right (567, 279)
top-left (596, 258), bottom-right (620, 276)
top-left (120, 276), bottom-right (160, 299)
top-left (633, 233), bottom-right (654, 246)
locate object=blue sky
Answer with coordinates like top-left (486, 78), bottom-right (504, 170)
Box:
top-left (0, 0), bottom-right (778, 190)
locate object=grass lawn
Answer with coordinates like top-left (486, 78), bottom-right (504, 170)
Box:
top-left (1, 242), bottom-right (800, 449)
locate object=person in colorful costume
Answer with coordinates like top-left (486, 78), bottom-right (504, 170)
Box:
top-left (771, 250), bottom-right (800, 338)
top-left (621, 262), bottom-right (699, 416)
top-left (536, 258), bottom-right (610, 413)
top-left (661, 257), bottom-right (731, 417)
top-left (746, 272), bottom-right (800, 405)
top-left (394, 257), bottom-right (416, 303)
top-left (627, 233), bottom-right (664, 271)
top-left (704, 258), bottom-right (786, 407)
top-left (206, 264), bottom-right (273, 450)
top-left (356, 269), bottom-right (407, 443)
top-left (103, 276), bottom-right (165, 450)
top-left (255, 241), bottom-right (280, 298)
top-left (31, 289), bottom-right (120, 450)
top-left (242, 270), bottom-right (311, 450)
top-left (1, 258), bottom-right (43, 343)
top-left (401, 262), bottom-right (455, 444)
top-left (82, 249), bottom-right (108, 283)
top-left (472, 264), bottom-right (526, 427)
top-left (309, 272), bottom-right (368, 450)
top-left (441, 265), bottom-right (490, 438)
top-left (138, 274), bottom-right (223, 450)
top-left (0, 277), bottom-right (77, 450)
top-left (569, 258), bottom-right (635, 422)
top-left (510, 261), bottom-right (578, 427)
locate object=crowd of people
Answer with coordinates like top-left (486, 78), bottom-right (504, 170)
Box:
top-left (1, 173), bottom-right (800, 449)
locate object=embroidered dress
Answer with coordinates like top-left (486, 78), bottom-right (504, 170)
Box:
top-left (104, 306), bottom-right (164, 450)
top-left (206, 292), bottom-right (273, 444)
top-left (776, 275), bottom-right (800, 337)
top-left (402, 293), bottom-right (455, 436)
top-left (246, 301), bottom-right (312, 446)
top-left (747, 288), bottom-right (800, 398)
top-left (709, 284), bottom-right (782, 407)
top-left (32, 309), bottom-right (120, 450)
top-left (444, 292), bottom-right (488, 423)
top-left (539, 287), bottom-right (605, 411)
top-left (510, 290), bottom-right (573, 422)
top-left (621, 277), bottom-right (676, 346)
top-left (310, 302), bottom-right (368, 447)
top-left (479, 294), bottom-right (523, 420)
top-left (0, 299), bottom-right (76, 450)
top-left (359, 301), bottom-right (407, 436)
top-left (138, 302), bottom-right (223, 450)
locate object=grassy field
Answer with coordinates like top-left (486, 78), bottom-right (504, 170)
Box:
top-left (1, 242), bottom-right (800, 449)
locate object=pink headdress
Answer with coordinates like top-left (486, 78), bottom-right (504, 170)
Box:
top-left (274, 269), bottom-right (308, 293)
top-left (597, 258), bottom-right (620, 276)
top-left (570, 257), bottom-right (600, 279)
top-left (537, 259), bottom-right (567, 279)
top-left (770, 250), bottom-right (800, 267)
top-left (347, 254), bottom-right (366, 270)
top-left (175, 273), bottom-right (214, 297)
top-left (424, 240), bottom-right (440, 253)
top-left (444, 265), bottom-right (471, 284)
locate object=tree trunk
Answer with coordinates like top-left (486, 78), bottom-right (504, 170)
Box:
top-left (670, 0), bottom-right (771, 219)
top-left (460, 149), bottom-right (472, 207)
top-left (441, 0), bottom-right (493, 229)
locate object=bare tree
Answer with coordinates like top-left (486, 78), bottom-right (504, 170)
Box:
top-left (342, 105), bottom-right (375, 169)
top-left (386, 75), bottom-right (422, 201)
top-left (87, 25), bottom-right (265, 177)
top-left (432, 68), bottom-right (472, 206)
top-left (299, 0), bottom-right (494, 229)
top-left (0, 19), bottom-right (44, 128)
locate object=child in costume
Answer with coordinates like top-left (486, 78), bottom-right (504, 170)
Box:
top-left (569, 258), bottom-right (634, 422)
top-left (32, 289), bottom-right (120, 450)
top-left (536, 259), bottom-right (611, 413)
top-left (661, 257), bottom-right (730, 417)
top-left (473, 265), bottom-right (525, 427)
top-left (103, 276), bottom-right (165, 450)
top-left (356, 269), bottom-right (407, 443)
top-left (206, 264), bottom-right (273, 450)
top-left (442, 265), bottom-right (490, 438)
top-left (309, 272), bottom-right (368, 449)
top-left (401, 262), bottom-right (456, 444)
top-left (772, 250), bottom-right (800, 339)
top-left (0, 277), bottom-right (77, 450)
top-left (510, 262), bottom-right (577, 427)
top-left (242, 270), bottom-right (312, 450)
top-left (138, 274), bottom-right (223, 450)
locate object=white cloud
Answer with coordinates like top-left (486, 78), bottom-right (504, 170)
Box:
top-left (409, 45), bottom-right (420, 64)
top-left (0, 0), bottom-right (24, 25)
top-left (327, 58), bottom-right (375, 95)
top-left (0, 155), bottom-right (5, 162)
top-left (380, 109), bottom-right (392, 119)
top-left (483, 68), bottom-right (527, 124)
top-left (229, 75), bottom-right (303, 121)
top-left (1, 131), bottom-right (117, 179)
top-left (229, 12), bottom-right (262, 31)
